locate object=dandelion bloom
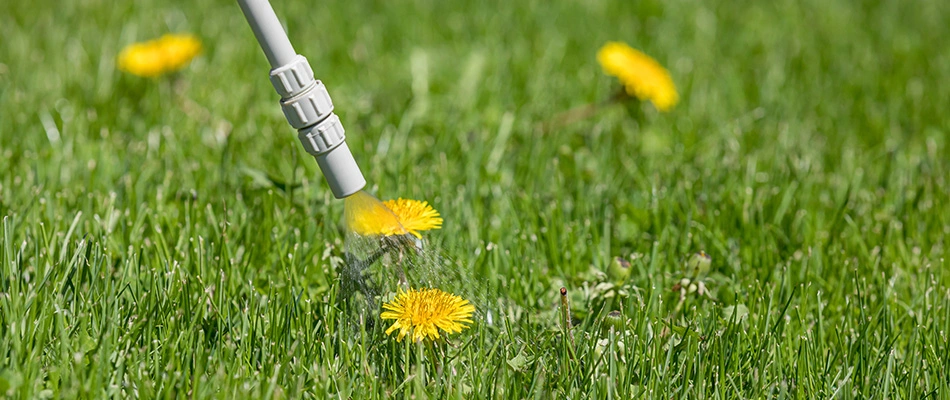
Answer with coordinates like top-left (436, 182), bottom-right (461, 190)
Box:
top-left (381, 287), bottom-right (475, 342)
top-left (596, 41), bottom-right (678, 111)
top-left (117, 34), bottom-right (202, 77)
top-left (381, 198), bottom-right (442, 238)
top-left (346, 195), bottom-right (442, 238)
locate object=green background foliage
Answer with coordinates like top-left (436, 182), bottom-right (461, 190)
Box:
top-left (1, 0), bottom-right (948, 397)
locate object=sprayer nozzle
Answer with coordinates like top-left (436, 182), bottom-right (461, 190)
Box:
top-left (238, 0), bottom-right (366, 199)
top-left (297, 113), bottom-right (366, 198)
top-left (317, 142), bottom-right (366, 198)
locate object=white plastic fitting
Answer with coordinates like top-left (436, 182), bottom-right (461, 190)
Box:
top-left (237, 0), bottom-right (366, 198)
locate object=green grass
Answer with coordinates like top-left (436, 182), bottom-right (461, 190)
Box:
top-left (2, 0), bottom-right (950, 397)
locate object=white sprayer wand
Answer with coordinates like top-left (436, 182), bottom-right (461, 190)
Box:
top-left (237, 0), bottom-right (366, 198)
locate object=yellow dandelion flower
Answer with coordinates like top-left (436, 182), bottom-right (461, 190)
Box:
top-left (597, 41), bottom-right (678, 112)
top-left (381, 198), bottom-right (442, 238)
top-left (345, 193), bottom-right (442, 238)
top-left (381, 287), bottom-right (475, 342)
top-left (117, 34), bottom-right (202, 77)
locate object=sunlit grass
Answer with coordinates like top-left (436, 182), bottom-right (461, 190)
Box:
top-left (1, 0), bottom-right (949, 397)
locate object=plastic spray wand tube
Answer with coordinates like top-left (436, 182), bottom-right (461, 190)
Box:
top-left (237, 0), bottom-right (366, 199)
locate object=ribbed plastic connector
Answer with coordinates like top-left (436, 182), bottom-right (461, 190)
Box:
top-left (280, 81), bottom-right (334, 129)
top-left (298, 113), bottom-right (345, 155)
top-left (268, 54), bottom-right (314, 97)
top-left (238, 0), bottom-right (365, 199)
top-left (296, 109), bottom-right (366, 199)
top-left (268, 55), bottom-right (335, 129)
top-left (270, 56), bottom-right (363, 199)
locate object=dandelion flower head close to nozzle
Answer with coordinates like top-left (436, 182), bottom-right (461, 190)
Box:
top-left (380, 287), bottom-right (475, 343)
top-left (597, 41), bottom-right (679, 112)
top-left (117, 33), bottom-right (202, 77)
top-left (345, 196), bottom-right (443, 239)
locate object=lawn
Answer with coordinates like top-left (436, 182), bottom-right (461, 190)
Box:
top-left (1, 0), bottom-right (949, 397)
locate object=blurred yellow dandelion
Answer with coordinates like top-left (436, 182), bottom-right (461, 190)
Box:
top-left (117, 34), bottom-right (202, 77)
top-left (597, 41), bottom-right (678, 111)
top-left (346, 195), bottom-right (442, 238)
top-left (381, 287), bottom-right (475, 342)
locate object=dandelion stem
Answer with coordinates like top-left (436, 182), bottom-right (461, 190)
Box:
top-left (396, 248), bottom-right (409, 289)
top-left (559, 287), bottom-right (577, 361)
top-left (661, 280), bottom-right (690, 340)
top-left (539, 89), bottom-right (630, 131)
